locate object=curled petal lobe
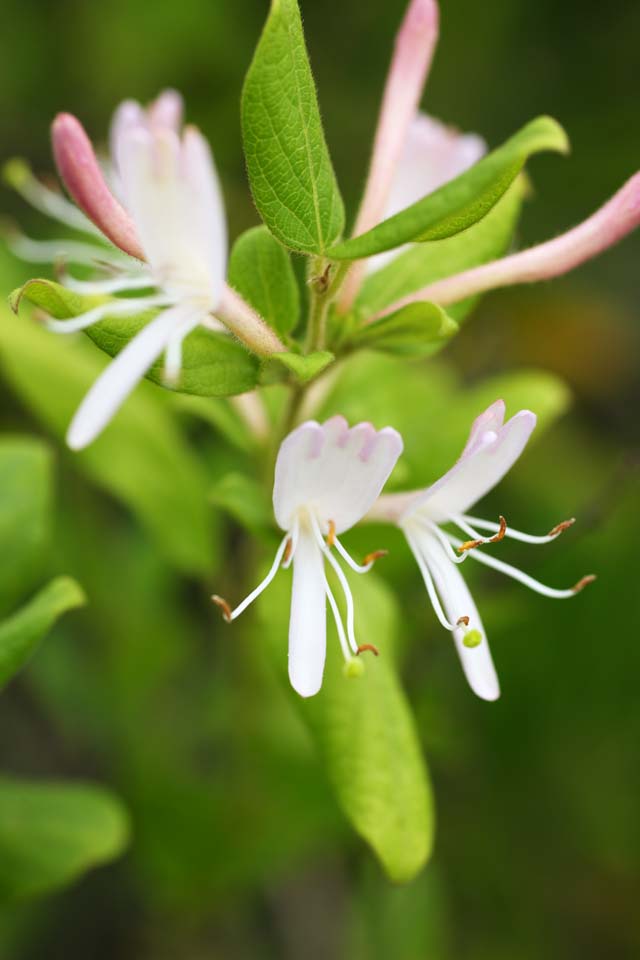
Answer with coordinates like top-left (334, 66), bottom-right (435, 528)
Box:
top-left (404, 404), bottom-right (537, 523)
top-left (51, 113), bottom-right (144, 260)
top-left (288, 527), bottom-right (327, 698)
top-left (273, 418), bottom-right (404, 534)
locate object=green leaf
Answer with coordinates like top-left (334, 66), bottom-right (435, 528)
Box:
top-left (0, 307), bottom-right (216, 575)
top-left (210, 472), bottom-right (273, 537)
top-left (0, 778), bottom-right (129, 902)
top-left (12, 279), bottom-right (259, 398)
top-left (259, 567), bottom-right (434, 882)
top-left (241, 0), bottom-right (345, 254)
top-left (348, 301), bottom-right (459, 357)
top-left (358, 176), bottom-right (527, 322)
top-left (228, 226), bottom-right (301, 336)
top-left (261, 349), bottom-right (334, 384)
top-left (0, 577), bottom-right (85, 690)
top-left (329, 116), bottom-right (568, 260)
top-left (0, 437), bottom-right (52, 617)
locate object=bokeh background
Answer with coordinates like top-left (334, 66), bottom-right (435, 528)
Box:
top-left (1, 0), bottom-right (639, 957)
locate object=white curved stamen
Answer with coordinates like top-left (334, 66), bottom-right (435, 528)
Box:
top-left (310, 513), bottom-right (359, 655)
top-left (44, 295), bottom-right (170, 334)
top-left (61, 273), bottom-right (153, 296)
top-left (449, 514), bottom-right (487, 541)
top-left (404, 529), bottom-right (459, 631)
top-left (10, 166), bottom-right (102, 236)
top-left (413, 515), bottom-right (469, 565)
top-left (225, 534), bottom-right (292, 621)
top-left (5, 233), bottom-right (123, 266)
top-left (324, 575), bottom-right (351, 662)
top-left (332, 536), bottom-right (375, 574)
top-left (447, 534), bottom-right (579, 598)
top-left (463, 514), bottom-right (570, 545)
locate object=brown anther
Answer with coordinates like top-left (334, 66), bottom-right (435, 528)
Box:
top-left (572, 574), bottom-right (597, 594)
top-left (489, 515), bottom-right (508, 544)
top-left (357, 643), bottom-right (380, 657)
top-left (282, 537), bottom-right (293, 566)
top-left (211, 594), bottom-right (232, 623)
top-left (457, 538), bottom-right (484, 554)
top-left (457, 615), bottom-right (470, 627)
top-left (362, 548), bottom-right (388, 567)
top-left (548, 518), bottom-right (576, 538)
top-left (326, 520), bottom-right (336, 548)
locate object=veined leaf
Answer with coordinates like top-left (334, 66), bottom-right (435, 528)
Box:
top-left (348, 301), bottom-right (459, 357)
top-left (241, 0), bottom-right (345, 254)
top-left (11, 279), bottom-right (259, 398)
top-left (329, 116), bottom-right (568, 261)
top-left (261, 349), bottom-right (334, 384)
top-left (0, 778), bottom-right (129, 902)
top-left (0, 577), bottom-right (85, 690)
top-left (229, 226), bottom-right (301, 336)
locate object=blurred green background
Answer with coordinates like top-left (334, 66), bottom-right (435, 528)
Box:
top-left (0, 0), bottom-right (639, 957)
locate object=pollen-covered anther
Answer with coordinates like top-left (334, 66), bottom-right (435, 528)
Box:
top-left (548, 518), bottom-right (576, 538)
top-left (357, 643), bottom-right (380, 657)
top-left (281, 537), bottom-right (293, 566)
top-left (456, 615), bottom-right (470, 627)
top-left (457, 537), bottom-right (484, 554)
top-left (326, 519), bottom-right (337, 548)
top-left (211, 594), bottom-right (232, 623)
top-left (572, 574), bottom-right (597, 594)
top-left (362, 548), bottom-right (389, 566)
top-left (489, 515), bottom-right (507, 543)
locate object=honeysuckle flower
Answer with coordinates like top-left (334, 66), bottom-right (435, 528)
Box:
top-left (370, 171), bottom-right (640, 323)
top-left (366, 113), bottom-right (486, 273)
top-left (5, 91), bottom-right (284, 449)
top-left (212, 417), bottom-right (403, 698)
top-left (367, 401), bottom-right (595, 701)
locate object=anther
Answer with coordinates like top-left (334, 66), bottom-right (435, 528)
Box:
top-left (362, 548), bottom-right (388, 566)
top-left (456, 615), bottom-right (470, 627)
top-left (357, 643), bottom-right (380, 657)
top-left (211, 594), bottom-right (232, 622)
top-left (489, 515), bottom-right (507, 543)
top-left (457, 537), bottom-right (484, 554)
top-left (282, 537), bottom-right (293, 566)
top-left (548, 518), bottom-right (576, 538)
top-left (572, 574), bottom-right (596, 594)
top-left (326, 520), bottom-right (336, 548)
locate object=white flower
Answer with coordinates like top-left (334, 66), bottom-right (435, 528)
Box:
top-left (369, 401), bottom-right (594, 701)
top-left (213, 417), bottom-right (403, 698)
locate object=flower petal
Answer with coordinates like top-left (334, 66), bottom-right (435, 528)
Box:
top-left (66, 304), bottom-right (196, 450)
top-left (273, 418), bottom-right (404, 534)
top-left (405, 404), bottom-right (536, 522)
top-left (414, 528), bottom-right (500, 701)
top-left (288, 527), bottom-right (326, 698)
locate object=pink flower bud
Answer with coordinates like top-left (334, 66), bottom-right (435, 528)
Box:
top-left (51, 112), bottom-right (144, 260)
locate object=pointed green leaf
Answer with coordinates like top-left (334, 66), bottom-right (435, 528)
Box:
top-left (228, 226), bottom-right (301, 336)
top-left (0, 577), bottom-right (85, 690)
top-left (0, 307), bottom-right (216, 575)
top-left (0, 778), bottom-right (129, 902)
top-left (11, 279), bottom-right (259, 397)
top-left (348, 301), bottom-right (459, 357)
top-left (359, 176), bottom-right (527, 322)
top-left (261, 349), bottom-right (334, 384)
top-left (329, 116), bottom-right (568, 260)
top-left (242, 0), bottom-right (345, 254)
top-left (210, 473), bottom-right (273, 537)
top-left (0, 438), bottom-right (52, 617)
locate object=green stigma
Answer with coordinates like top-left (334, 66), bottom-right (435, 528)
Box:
top-left (463, 629), bottom-right (483, 649)
top-left (343, 656), bottom-right (365, 679)
top-left (2, 158), bottom-right (30, 191)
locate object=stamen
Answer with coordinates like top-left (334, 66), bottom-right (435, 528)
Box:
top-left (282, 538), bottom-right (293, 566)
top-left (414, 516), bottom-right (469, 565)
top-left (333, 535), bottom-right (388, 573)
top-left (3, 157), bottom-right (102, 235)
top-left (310, 514), bottom-right (359, 654)
top-left (357, 643), bottom-right (380, 656)
top-left (457, 615), bottom-right (470, 627)
top-left (326, 519), bottom-right (336, 547)
top-left (405, 530), bottom-right (464, 631)
top-left (212, 534), bottom-right (291, 622)
top-left (2, 228), bottom-right (120, 267)
top-left (573, 574), bottom-right (597, 593)
top-left (491, 515), bottom-right (508, 543)
top-left (42, 295), bottom-right (170, 334)
top-left (211, 594), bottom-right (232, 622)
top-left (457, 537), bottom-right (484, 554)
top-left (448, 533), bottom-right (595, 599)
top-left (463, 514), bottom-right (576, 545)
top-left (456, 515), bottom-right (507, 553)
top-left (60, 273), bottom-right (154, 296)
top-left (281, 521), bottom-right (299, 570)
top-left (324, 575), bottom-right (352, 661)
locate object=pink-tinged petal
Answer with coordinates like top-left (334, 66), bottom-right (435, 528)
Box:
top-left (404, 405), bottom-right (537, 522)
top-left (109, 99), bottom-right (146, 175)
top-left (338, 0), bottom-right (439, 310)
top-left (374, 171), bottom-right (640, 315)
top-left (415, 530), bottom-right (500, 700)
top-left (288, 527), bottom-right (327, 697)
top-left (51, 113), bottom-right (144, 260)
top-left (273, 419), bottom-right (404, 533)
top-left (66, 303), bottom-right (195, 450)
top-left (148, 89), bottom-right (184, 133)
